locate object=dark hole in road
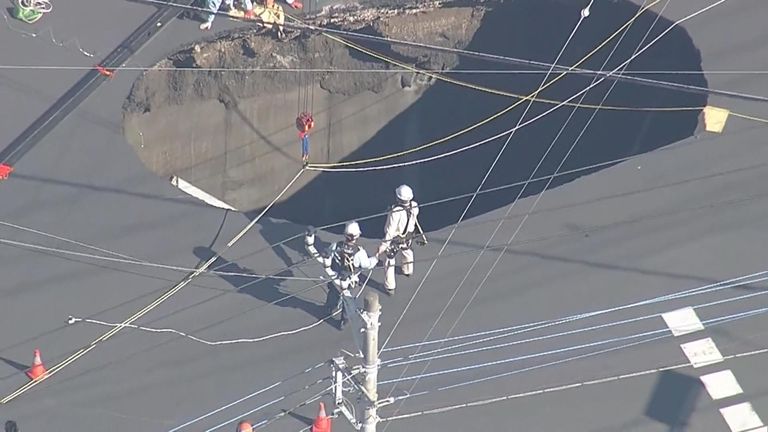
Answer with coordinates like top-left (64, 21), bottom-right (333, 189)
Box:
top-left (264, 0), bottom-right (708, 236)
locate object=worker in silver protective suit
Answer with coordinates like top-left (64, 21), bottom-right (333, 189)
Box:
top-left (376, 185), bottom-right (425, 295)
top-left (305, 221), bottom-right (378, 329)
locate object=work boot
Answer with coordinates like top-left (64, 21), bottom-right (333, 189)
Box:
top-left (199, 21), bottom-right (212, 30)
top-left (386, 288), bottom-right (394, 297)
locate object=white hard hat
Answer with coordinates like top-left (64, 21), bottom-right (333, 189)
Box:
top-left (344, 221), bottom-right (362, 238)
top-left (396, 184), bottom-right (413, 202)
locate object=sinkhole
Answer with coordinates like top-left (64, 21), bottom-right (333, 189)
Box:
top-left (123, 0), bottom-right (708, 236)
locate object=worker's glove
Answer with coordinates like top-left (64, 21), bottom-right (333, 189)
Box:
top-left (385, 247), bottom-right (398, 260)
top-left (416, 236), bottom-right (427, 246)
top-left (305, 226), bottom-right (316, 246)
top-left (243, 8), bottom-right (255, 19)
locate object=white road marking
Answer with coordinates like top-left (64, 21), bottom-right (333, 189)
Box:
top-left (680, 338), bottom-right (724, 368)
top-left (720, 402), bottom-right (764, 432)
top-left (699, 369), bottom-right (744, 400)
top-left (662, 307), bottom-right (705, 336)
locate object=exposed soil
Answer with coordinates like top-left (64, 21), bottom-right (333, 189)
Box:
top-left (122, 0), bottom-right (709, 234)
top-left (123, 2), bottom-right (488, 115)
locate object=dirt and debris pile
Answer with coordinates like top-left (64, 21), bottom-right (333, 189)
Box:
top-left (123, 3), bottom-right (487, 115)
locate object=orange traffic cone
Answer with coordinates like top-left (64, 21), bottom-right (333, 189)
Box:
top-left (237, 420), bottom-right (253, 432)
top-left (0, 163), bottom-right (14, 180)
top-left (26, 348), bottom-right (47, 380)
top-left (311, 402), bottom-right (331, 432)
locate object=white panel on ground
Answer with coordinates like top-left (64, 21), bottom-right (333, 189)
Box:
top-left (720, 402), bottom-right (764, 432)
top-left (700, 370), bottom-right (744, 400)
top-left (170, 176), bottom-right (237, 211)
top-left (661, 307), bottom-right (705, 336)
top-left (680, 338), bottom-right (724, 368)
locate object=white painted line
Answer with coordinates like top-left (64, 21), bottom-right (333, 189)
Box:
top-left (700, 370), bottom-right (744, 400)
top-left (680, 338), bottom-right (724, 368)
top-left (662, 307), bottom-right (705, 336)
top-left (720, 402), bottom-right (764, 432)
top-left (170, 176), bottom-right (238, 211)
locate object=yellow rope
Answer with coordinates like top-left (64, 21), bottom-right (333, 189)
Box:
top-left (326, 31), bottom-right (702, 114)
top-left (286, 2), bottom-right (767, 168)
top-left (289, 1), bottom-right (662, 167)
top-left (0, 170), bottom-right (306, 404)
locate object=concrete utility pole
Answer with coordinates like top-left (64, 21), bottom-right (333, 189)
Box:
top-left (361, 292), bottom-right (381, 432)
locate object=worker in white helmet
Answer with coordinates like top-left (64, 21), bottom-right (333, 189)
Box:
top-left (305, 221), bottom-right (378, 328)
top-left (376, 185), bottom-right (425, 295)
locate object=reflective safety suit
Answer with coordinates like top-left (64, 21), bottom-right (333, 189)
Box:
top-left (377, 200), bottom-right (419, 291)
top-left (306, 236), bottom-right (377, 328)
top-left (253, 1), bottom-right (285, 35)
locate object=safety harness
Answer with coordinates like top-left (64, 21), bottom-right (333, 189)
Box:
top-left (386, 202), bottom-right (415, 257)
top-left (330, 240), bottom-right (361, 278)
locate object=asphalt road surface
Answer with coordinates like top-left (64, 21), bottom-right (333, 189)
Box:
top-left (1, 0), bottom-right (768, 431)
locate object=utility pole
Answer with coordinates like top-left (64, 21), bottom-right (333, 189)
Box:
top-left (329, 292), bottom-right (384, 431)
top-left (361, 292), bottom-right (380, 432)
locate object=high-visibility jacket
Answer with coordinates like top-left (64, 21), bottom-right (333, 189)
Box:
top-left (254, 3), bottom-right (285, 29)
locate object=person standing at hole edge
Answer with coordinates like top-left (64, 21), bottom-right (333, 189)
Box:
top-left (376, 185), bottom-right (426, 295)
top-left (305, 221), bottom-right (378, 329)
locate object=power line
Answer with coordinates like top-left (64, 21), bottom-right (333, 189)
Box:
top-left (378, 0), bottom-right (593, 359)
top-left (379, 4), bottom-right (602, 428)
top-left (380, 306), bottom-right (766, 389)
top-left (228, 369), bottom-right (362, 431)
top-left (1, 169), bottom-right (307, 404)
top-left (203, 375), bottom-right (331, 432)
top-left (305, 1), bottom-right (749, 173)
top-left (381, 269), bottom-right (768, 354)
top-left (2, 140), bottom-right (730, 299)
top-left (381, 1), bottom-right (665, 421)
top-left (182, 142), bottom-right (766, 274)
top-left (2, 64), bottom-right (768, 75)
top-left (411, 0), bottom-right (672, 373)
top-left (379, 345), bottom-right (768, 423)
top-left (68, 269), bottom-right (768, 364)
top-left (413, 307), bottom-right (763, 395)
top-left (140, 0), bottom-right (767, 103)
top-left (0, 237), bottom-right (322, 281)
top-left (167, 361), bottom-right (327, 431)
top-left (383, 286), bottom-right (768, 368)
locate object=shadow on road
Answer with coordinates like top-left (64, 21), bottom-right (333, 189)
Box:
top-left (0, 356), bottom-right (27, 373)
top-left (257, 217), bottom-right (309, 268)
top-left (267, 0), bottom-right (708, 237)
top-left (645, 370), bottom-right (704, 431)
top-left (193, 246), bottom-right (333, 324)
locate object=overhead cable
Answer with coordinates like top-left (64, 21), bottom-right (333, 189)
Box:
top-left (0, 169), bottom-right (306, 404)
top-left (379, 345), bottom-right (768, 423)
top-left (305, 0), bottom-right (734, 172)
top-left (380, 1), bottom-right (659, 422)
